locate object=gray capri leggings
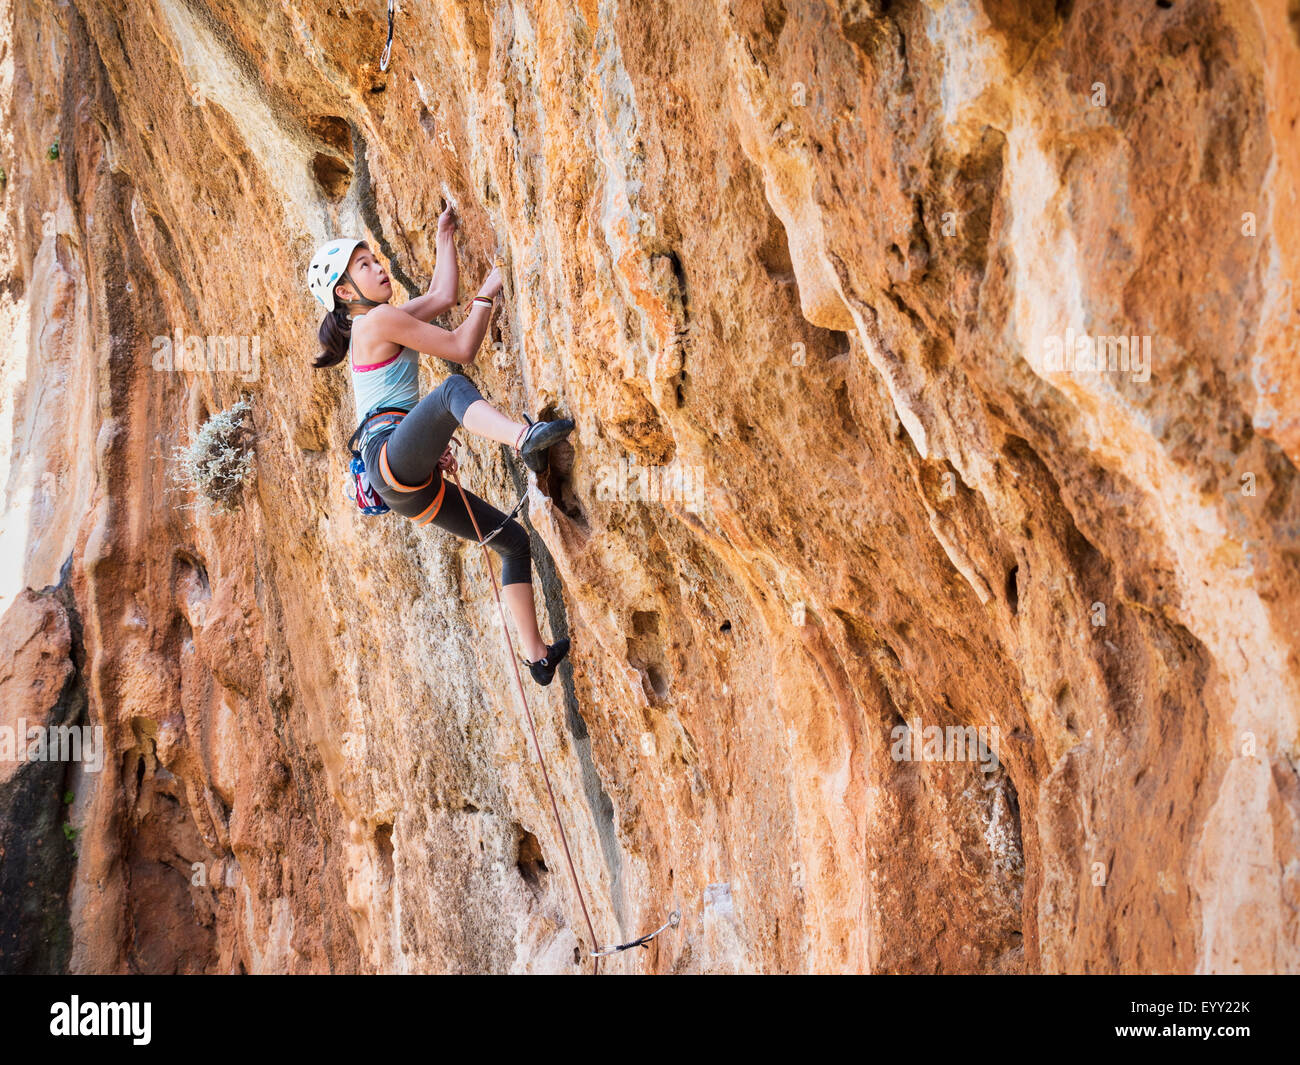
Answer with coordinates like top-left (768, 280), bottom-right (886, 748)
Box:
top-left (362, 375), bottom-right (533, 586)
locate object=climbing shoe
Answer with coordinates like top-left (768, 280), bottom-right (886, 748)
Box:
top-left (515, 414), bottom-right (575, 473)
top-left (526, 638), bottom-right (570, 686)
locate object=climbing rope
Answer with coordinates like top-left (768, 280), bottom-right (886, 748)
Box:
top-left (444, 437), bottom-right (680, 971)
top-left (379, 0), bottom-right (396, 72)
top-left (446, 437), bottom-right (601, 973)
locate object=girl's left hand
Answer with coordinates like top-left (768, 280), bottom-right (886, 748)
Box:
top-left (479, 265), bottom-right (503, 300)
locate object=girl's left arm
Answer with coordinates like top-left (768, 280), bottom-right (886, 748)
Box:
top-left (402, 206), bottom-right (460, 322)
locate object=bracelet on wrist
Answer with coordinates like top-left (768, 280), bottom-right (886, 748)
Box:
top-left (473, 295), bottom-right (494, 308)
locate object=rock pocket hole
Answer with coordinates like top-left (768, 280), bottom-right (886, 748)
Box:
top-left (756, 208), bottom-right (797, 286)
top-left (1006, 564), bottom-right (1020, 616)
top-left (307, 116), bottom-right (354, 201)
top-left (312, 153), bottom-right (353, 200)
top-left (627, 609), bottom-right (671, 703)
top-left (173, 550), bottom-right (211, 598)
top-left (516, 829), bottom-right (548, 891)
top-left (375, 823), bottom-right (394, 889)
top-left (308, 115), bottom-right (352, 153)
top-left (646, 665), bottom-right (669, 700)
top-left (547, 441), bottom-right (584, 525)
top-left (535, 405), bottom-right (587, 530)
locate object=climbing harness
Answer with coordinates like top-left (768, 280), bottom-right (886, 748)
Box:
top-left (590, 909), bottom-right (680, 958)
top-left (445, 438), bottom-right (681, 972)
top-left (379, 0), bottom-right (396, 72)
top-left (344, 406), bottom-right (411, 516)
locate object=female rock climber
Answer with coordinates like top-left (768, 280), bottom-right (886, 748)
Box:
top-left (307, 206), bottom-right (573, 685)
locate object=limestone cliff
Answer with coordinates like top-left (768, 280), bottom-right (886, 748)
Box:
top-left (0, 0), bottom-right (1297, 973)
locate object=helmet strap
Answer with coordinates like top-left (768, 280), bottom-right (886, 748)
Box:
top-left (339, 269), bottom-right (383, 311)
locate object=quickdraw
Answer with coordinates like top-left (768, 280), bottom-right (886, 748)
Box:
top-left (445, 438), bottom-right (529, 546)
top-left (590, 910), bottom-right (681, 958)
top-left (379, 0), bottom-right (396, 72)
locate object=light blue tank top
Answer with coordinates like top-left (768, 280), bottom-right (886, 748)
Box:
top-left (349, 332), bottom-right (420, 444)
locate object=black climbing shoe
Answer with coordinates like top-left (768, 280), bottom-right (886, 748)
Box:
top-left (515, 414), bottom-right (575, 473)
top-left (526, 638), bottom-right (570, 686)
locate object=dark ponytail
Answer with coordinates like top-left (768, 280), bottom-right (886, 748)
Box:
top-left (313, 305), bottom-right (352, 368)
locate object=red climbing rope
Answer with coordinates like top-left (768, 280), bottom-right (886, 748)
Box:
top-left (444, 438), bottom-right (602, 975)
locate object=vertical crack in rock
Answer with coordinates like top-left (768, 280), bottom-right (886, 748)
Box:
top-left (506, 453), bottom-right (628, 941)
top-left (352, 128), bottom-right (421, 302)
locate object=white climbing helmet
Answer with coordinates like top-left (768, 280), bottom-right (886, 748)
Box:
top-left (306, 237), bottom-right (365, 313)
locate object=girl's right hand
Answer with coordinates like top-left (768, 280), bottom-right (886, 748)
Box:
top-left (436, 204), bottom-right (457, 241)
top-left (479, 265), bottom-right (503, 301)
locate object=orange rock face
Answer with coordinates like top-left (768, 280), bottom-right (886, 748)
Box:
top-left (0, 0), bottom-right (1297, 973)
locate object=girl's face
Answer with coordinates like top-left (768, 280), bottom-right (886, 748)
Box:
top-left (336, 245), bottom-right (392, 306)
